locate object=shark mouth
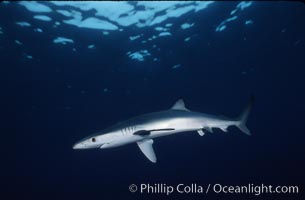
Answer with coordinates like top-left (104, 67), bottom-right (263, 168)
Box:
top-left (99, 143), bottom-right (106, 148)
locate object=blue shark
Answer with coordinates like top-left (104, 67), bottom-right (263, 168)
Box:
top-left (73, 97), bottom-right (253, 163)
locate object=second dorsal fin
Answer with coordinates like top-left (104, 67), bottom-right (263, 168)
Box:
top-left (170, 99), bottom-right (190, 111)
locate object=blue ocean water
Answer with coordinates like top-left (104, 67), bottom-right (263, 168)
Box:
top-left (2, 1), bottom-right (305, 199)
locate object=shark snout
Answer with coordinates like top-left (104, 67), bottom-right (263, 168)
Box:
top-left (73, 143), bottom-right (84, 149)
top-left (72, 141), bottom-right (101, 149)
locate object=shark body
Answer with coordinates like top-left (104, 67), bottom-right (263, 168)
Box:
top-left (73, 97), bottom-right (253, 163)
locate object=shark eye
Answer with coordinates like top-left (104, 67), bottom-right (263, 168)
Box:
top-left (91, 137), bottom-right (96, 142)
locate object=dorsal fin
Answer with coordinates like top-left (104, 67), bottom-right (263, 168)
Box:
top-left (170, 99), bottom-right (190, 111)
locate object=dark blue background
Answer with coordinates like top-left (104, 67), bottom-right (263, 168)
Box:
top-left (1, 1), bottom-right (305, 200)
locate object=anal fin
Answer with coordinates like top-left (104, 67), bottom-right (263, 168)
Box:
top-left (197, 129), bottom-right (205, 136)
top-left (220, 127), bottom-right (228, 132)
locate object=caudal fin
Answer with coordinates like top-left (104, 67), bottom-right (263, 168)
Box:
top-left (236, 95), bottom-right (254, 135)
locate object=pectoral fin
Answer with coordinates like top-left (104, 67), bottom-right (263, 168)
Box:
top-left (137, 139), bottom-right (157, 163)
top-left (134, 130), bottom-right (150, 136)
top-left (134, 128), bottom-right (175, 136)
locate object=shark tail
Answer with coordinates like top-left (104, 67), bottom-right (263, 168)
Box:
top-left (235, 95), bottom-right (254, 135)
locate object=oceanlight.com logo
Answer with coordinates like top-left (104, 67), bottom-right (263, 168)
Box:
top-left (212, 183), bottom-right (299, 196)
top-left (129, 183), bottom-right (300, 196)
